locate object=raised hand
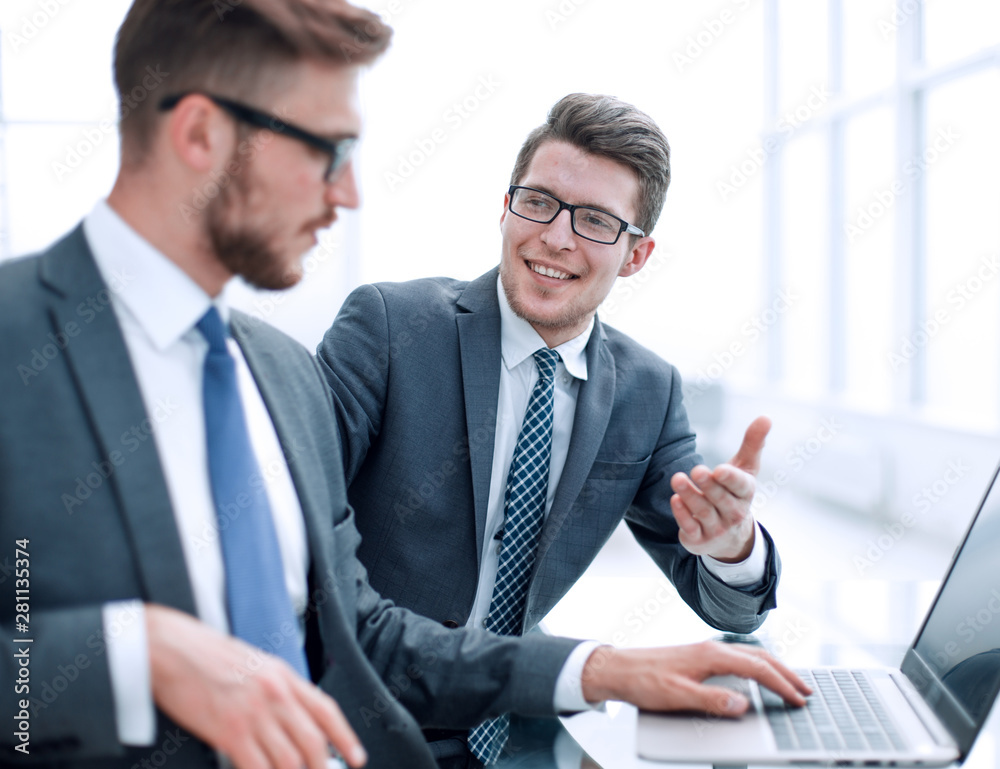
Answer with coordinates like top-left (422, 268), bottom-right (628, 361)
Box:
top-left (670, 416), bottom-right (771, 562)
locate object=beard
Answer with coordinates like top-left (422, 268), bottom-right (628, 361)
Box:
top-left (206, 162), bottom-right (302, 291)
top-left (500, 246), bottom-right (597, 332)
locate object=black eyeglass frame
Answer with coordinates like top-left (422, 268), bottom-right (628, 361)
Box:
top-left (507, 185), bottom-right (646, 245)
top-left (159, 92), bottom-right (357, 183)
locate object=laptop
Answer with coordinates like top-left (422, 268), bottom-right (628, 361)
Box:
top-left (637, 459), bottom-right (1000, 766)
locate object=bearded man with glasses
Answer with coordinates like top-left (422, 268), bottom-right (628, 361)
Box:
top-left (318, 92), bottom-right (787, 765)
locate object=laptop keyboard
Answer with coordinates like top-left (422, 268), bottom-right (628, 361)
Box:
top-left (765, 669), bottom-right (909, 753)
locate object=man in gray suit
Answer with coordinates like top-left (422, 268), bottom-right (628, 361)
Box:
top-left (318, 95), bottom-right (782, 756)
top-left (0, 3), bottom-right (809, 768)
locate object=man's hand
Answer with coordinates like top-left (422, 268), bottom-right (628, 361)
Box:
top-left (146, 605), bottom-right (367, 769)
top-left (670, 415), bottom-right (771, 562)
top-left (580, 640), bottom-right (811, 715)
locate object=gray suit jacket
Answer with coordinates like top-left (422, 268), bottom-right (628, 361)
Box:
top-left (317, 269), bottom-right (780, 634)
top-left (0, 230), bottom-right (578, 767)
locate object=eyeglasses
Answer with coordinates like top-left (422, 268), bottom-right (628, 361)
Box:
top-left (507, 185), bottom-right (645, 245)
top-left (159, 92), bottom-right (357, 183)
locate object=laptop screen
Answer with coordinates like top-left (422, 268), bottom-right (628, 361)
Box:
top-left (910, 461), bottom-right (1000, 737)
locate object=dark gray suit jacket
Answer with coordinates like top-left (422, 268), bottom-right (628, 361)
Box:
top-left (317, 269), bottom-right (780, 634)
top-left (0, 230), bottom-right (578, 767)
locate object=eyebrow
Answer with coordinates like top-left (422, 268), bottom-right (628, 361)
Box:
top-left (526, 183), bottom-right (627, 219)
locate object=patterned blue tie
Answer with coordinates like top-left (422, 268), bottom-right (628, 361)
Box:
top-left (197, 307), bottom-right (309, 678)
top-left (468, 347), bottom-right (561, 764)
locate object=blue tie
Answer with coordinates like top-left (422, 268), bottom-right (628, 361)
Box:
top-left (197, 307), bottom-right (309, 678)
top-left (468, 347), bottom-right (561, 764)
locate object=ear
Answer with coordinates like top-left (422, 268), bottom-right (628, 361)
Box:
top-left (618, 236), bottom-right (655, 277)
top-left (164, 94), bottom-right (235, 174)
top-left (499, 192), bottom-right (511, 229)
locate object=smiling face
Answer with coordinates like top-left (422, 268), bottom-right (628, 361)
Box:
top-left (206, 61), bottom-right (362, 290)
top-left (499, 140), bottom-right (655, 347)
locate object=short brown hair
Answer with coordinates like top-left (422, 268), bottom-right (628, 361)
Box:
top-left (509, 93), bottom-right (671, 236)
top-left (114, 0), bottom-right (391, 164)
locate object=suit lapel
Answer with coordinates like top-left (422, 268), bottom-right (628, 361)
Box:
top-left (231, 317), bottom-right (349, 621)
top-left (40, 227), bottom-right (197, 614)
top-left (234, 321), bottom-right (440, 765)
top-left (231, 320), bottom-right (323, 539)
top-left (455, 270), bottom-right (503, 567)
top-left (527, 320), bottom-right (615, 622)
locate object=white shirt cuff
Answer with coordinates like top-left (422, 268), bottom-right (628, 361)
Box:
top-left (103, 600), bottom-right (155, 745)
top-left (553, 641), bottom-right (606, 713)
top-left (700, 521), bottom-right (769, 587)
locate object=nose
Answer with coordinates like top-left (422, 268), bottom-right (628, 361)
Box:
top-left (325, 160), bottom-right (360, 210)
top-left (539, 208), bottom-right (576, 250)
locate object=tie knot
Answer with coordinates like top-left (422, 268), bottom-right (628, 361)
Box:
top-left (196, 307), bottom-right (229, 353)
top-left (532, 347), bottom-right (560, 383)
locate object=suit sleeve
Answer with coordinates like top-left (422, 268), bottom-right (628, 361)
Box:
top-left (0, 607), bottom-right (123, 759)
top-left (623, 364), bottom-right (781, 633)
top-left (315, 284), bottom-right (392, 487)
top-left (0, 259), bottom-right (124, 759)
top-left (340, 507), bottom-right (580, 727)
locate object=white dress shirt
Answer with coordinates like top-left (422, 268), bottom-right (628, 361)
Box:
top-left (471, 277), bottom-right (770, 711)
top-left (84, 201), bottom-right (309, 744)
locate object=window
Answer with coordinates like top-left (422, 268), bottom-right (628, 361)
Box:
top-left (764, 0), bottom-right (1000, 428)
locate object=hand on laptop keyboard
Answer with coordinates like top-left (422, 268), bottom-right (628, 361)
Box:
top-left (704, 674), bottom-right (797, 710)
top-left (580, 640), bottom-right (812, 717)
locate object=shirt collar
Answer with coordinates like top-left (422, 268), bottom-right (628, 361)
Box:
top-left (83, 200), bottom-right (227, 350)
top-left (496, 274), bottom-right (592, 381)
